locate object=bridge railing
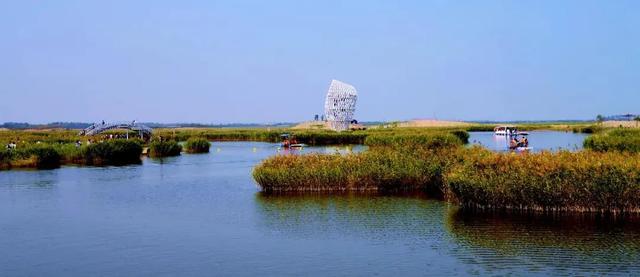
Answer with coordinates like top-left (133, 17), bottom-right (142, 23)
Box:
top-left (80, 121), bottom-right (153, 136)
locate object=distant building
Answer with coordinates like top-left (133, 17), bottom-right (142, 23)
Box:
top-left (324, 80), bottom-right (358, 131)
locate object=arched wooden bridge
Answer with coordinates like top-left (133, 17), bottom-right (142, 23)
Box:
top-left (80, 121), bottom-right (153, 137)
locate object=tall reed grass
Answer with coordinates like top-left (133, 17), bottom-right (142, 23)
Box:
top-left (584, 129), bottom-right (640, 153)
top-left (184, 137), bottom-right (211, 153)
top-left (447, 147), bottom-right (640, 214)
top-left (149, 141), bottom-right (182, 157)
top-left (0, 140), bottom-right (143, 169)
top-left (82, 140), bottom-right (143, 165)
top-left (364, 133), bottom-right (464, 148)
top-left (253, 134), bottom-right (466, 193)
top-left (253, 147), bottom-right (457, 193)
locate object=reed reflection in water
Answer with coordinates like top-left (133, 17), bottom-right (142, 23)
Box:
top-left (255, 193), bottom-right (640, 275)
top-left (447, 211), bottom-right (640, 275)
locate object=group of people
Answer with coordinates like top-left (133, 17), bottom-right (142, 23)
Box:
top-left (102, 134), bottom-right (129, 140)
top-left (509, 136), bottom-right (529, 149)
top-left (281, 136), bottom-right (299, 148)
top-left (5, 141), bottom-right (17, 150)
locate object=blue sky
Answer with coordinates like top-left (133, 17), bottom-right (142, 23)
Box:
top-left (1, 1), bottom-right (638, 123)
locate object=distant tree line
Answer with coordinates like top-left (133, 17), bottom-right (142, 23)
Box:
top-left (0, 122), bottom-right (296, 130)
top-left (0, 122), bottom-right (91, 129)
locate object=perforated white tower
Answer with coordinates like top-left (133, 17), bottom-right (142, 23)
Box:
top-left (324, 80), bottom-right (358, 131)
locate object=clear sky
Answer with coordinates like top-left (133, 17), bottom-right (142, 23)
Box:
top-left (1, 1), bottom-right (638, 124)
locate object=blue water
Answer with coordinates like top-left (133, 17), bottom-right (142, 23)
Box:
top-left (1, 141), bottom-right (639, 276)
top-left (469, 131), bottom-right (588, 152)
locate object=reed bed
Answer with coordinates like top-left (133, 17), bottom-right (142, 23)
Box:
top-left (153, 128), bottom-right (369, 145)
top-left (0, 140), bottom-right (143, 169)
top-left (82, 140), bottom-right (143, 165)
top-left (253, 134), bottom-right (466, 193)
top-left (253, 148), bottom-right (456, 193)
top-left (446, 147), bottom-right (640, 214)
top-left (0, 130), bottom-right (79, 145)
top-left (584, 129), bottom-right (640, 153)
top-left (364, 133), bottom-right (464, 148)
top-left (154, 127), bottom-right (474, 146)
top-left (254, 130), bottom-right (640, 214)
top-left (184, 137), bottom-right (211, 153)
top-left (149, 141), bottom-right (182, 158)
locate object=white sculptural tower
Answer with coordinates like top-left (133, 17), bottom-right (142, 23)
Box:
top-left (324, 80), bottom-right (358, 131)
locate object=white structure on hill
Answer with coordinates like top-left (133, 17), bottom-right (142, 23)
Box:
top-left (324, 80), bottom-right (358, 131)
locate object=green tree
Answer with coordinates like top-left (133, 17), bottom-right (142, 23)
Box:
top-left (596, 114), bottom-right (605, 125)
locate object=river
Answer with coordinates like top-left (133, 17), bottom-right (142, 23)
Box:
top-left (1, 139), bottom-right (639, 276)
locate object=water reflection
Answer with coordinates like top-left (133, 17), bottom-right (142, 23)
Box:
top-left (0, 169), bottom-right (59, 190)
top-left (255, 193), bottom-right (447, 241)
top-left (255, 193), bottom-right (640, 275)
top-left (3, 141), bottom-right (640, 276)
top-left (446, 211), bottom-right (640, 274)
top-left (276, 144), bottom-right (367, 155)
top-left (469, 131), bottom-right (588, 152)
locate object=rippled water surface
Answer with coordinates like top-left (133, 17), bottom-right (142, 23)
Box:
top-left (1, 141), bottom-right (639, 276)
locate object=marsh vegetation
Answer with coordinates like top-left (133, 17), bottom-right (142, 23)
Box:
top-left (184, 137), bottom-right (211, 153)
top-left (254, 126), bottom-right (640, 215)
top-left (149, 141), bottom-right (182, 158)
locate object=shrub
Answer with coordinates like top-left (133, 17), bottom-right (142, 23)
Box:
top-left (184, 137), bottom-right (211, 153)
top-left (149, 141), bottom-right (182, 157)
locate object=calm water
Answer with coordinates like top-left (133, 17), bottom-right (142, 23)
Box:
top-left (1, 141), bottom-right (639, 276)
top-left (469, 131), bottom-right (588, 152)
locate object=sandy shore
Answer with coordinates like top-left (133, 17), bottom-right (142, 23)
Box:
top-left (602, 121), bottom-right (640, 128)
top-left (398, 119), bottom-right (472, 128)
top-left (291, 121), bottom-right (330, 130)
